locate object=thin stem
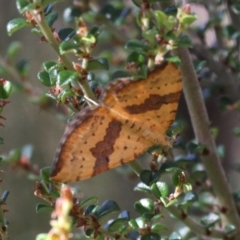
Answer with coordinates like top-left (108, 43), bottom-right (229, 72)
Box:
top-left (174, 47), bottom-right (240, 234)
top-left (167, 205), bottom-right (226, 239)
top-left (31, 11), bottom-right (97, 103)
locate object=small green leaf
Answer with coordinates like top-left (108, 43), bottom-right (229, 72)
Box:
top-left (135, 217), bottom-right (146, 228)
top-left (125, 39), bottom-right (148, 52)
top-left (7, 18), bottom-right (30, 36)
top-left (154, 10), bottom-right (168, 29)
top-left (178, 192), bottom-right (197, 209)
top-left (97, 200), bottom-right (121, 220)
top-left (151, 183), bottom-right (162, 199)
top-left (127, 51), bottom-right (146, 65)
top-left (80, 197), bottom-right (98, 208)
top-left (175, 35), bottom-right (192, 48)
top-left (107, 218), bottom-right (128, 232)
top-left (42, 61), bottom-right (57, 72)
top-left (16, 0), bottom-right (36, 14)
top-left (151, 223), bottom-right (167, 233)
top-left (180, 14), bottom-right (197, 26)
top-left (45, 11), bottom-right (58, 27)
top-left (200, 213), bottom-right (220, 228)
top-left (57, 70), bottom-right (79, 89)
top-left (141, 233), bottom-right (160, 240)
top-left (128, 219), bottom-right (139, 230)
top-left (134, 198), bottom-right (154, 214)
top-left (59, 41), bottom-right (80, 55)
top-left (58, 28), bottom-right (75, 41)
top-left (36, 203), bottom-right (54, 213)
top-left (140, 170), bottom-right (160, 186)
top-left (40, 166), bottom-right (52, 183)
top-left (134, 182), bottom-right (151, 193)
top-left (38, 71), bottom-right (52, 87)
top-left (157, 182), bottom-right (169, 198)
top-left (172, 168), bottom-right (182, 186)
top-left (85, 205), bottom-right (97, 215)
top-left (7, 42), bottom-right (22, 62)
top-left (0, 80), bottom-right (12, 99)
top-left (87, 58), bottom-right (109, 71)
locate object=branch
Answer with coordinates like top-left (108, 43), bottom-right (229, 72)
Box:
top-left (31, 11), bottom-right (97, 103)
top-left (174, 47), bottom-right (240, 234)
top-left (167, 205), bottom-right (226, 239)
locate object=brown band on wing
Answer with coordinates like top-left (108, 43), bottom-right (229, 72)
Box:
top-left (51, 107), bottom-right (95, 179)
top-left (90, 119), bottom-right (122, 176)
top-left (124, 91), bottom-right (181, 114)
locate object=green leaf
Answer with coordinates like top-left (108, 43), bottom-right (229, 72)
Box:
top-left (178, 192), bottom-right (197, 209)
top-left (151, 223), bottom-right (167, 233)
top-left (0, 80), bottom-right (12, 99)
top-left (97, 200), bottom-right (121, 220)
top-left (135, 217), bottom-right (146, 228)
top-left (134, 198), bottom-right (154, 214)
top-left (16, 0), bottom-right (36, 14)
top-left (127, 51), bottom-right (146, 65)
top-left (128, 219), bottom-right (139, 230)
top-left (40, 166), bottom-right (52, 183)
top-left (7, 18), bottom-right (30, 36)
top-left (107, 218), bottom-right (129, 232)
top-left (45, 11), bottom-right (58, 27)
top-left (58, 28), bottom-right (75, 41)
top-left (38, 71), bottom-right (52, 87)
top-left (154, 10), bottom-right (168, 29)
top-left (172, 168), bottom-right (182, 186)
top-left (141, 233), bottom-right (161, 240)
top-left (157, 182), bottom-right (169, 198)
top-left (42, 61), bottom-right (57, 72)
top-left (200, 213), bottom-right (220, 228)
top-left (80, 197), bottom-right (98, 208)
top-left (7, 42), bottom-right (22, 62)
top-left (59, 41), bottom-right (80, 55)
top-left (180, 14), bottom-right (197, 26)
top-left (140, 170), bottom-right (160, 186)
top-left (125, 39), bottom-right (148, 52)
top-left (36, 203), bottom-right (54, 213)
top-left (134, 182), bottom-right (151, 193)
top-left (85, 205), bottom-right (97, 215)
top-left (87, 58), bottom-right (109, 71)
top-left (175, 35), bottom-right (192, 48)
top-left (57, 70), bottom-right (79, 89)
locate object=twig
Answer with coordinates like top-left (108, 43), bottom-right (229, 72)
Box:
top-left (174, 47), bottom-right (240, 235)
top-left (31, 11), bottom-right (97, 103)
top-left (167, 205), bottom-right (226, 239)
